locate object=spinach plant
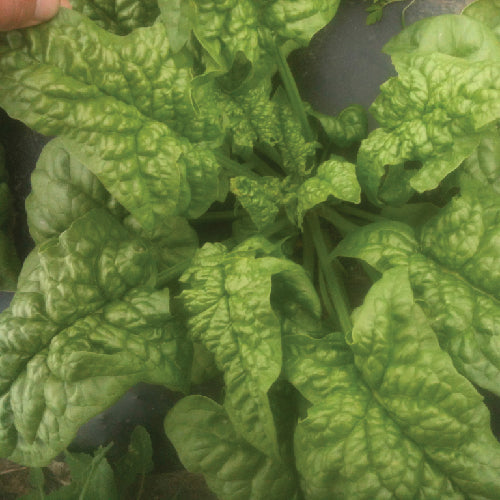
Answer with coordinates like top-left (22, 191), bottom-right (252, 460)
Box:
top-left (0, 0), bottom-right (499, 498)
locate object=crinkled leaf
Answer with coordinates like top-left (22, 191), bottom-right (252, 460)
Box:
top-left (71, 0), bottom-right (160, 35)
top-left (383, 14), bottom-right (500, 62)
top-left (459, 129), bottom-right (500, 194)
top-left (284, 268), bottom-right (500, 499)
top-left (231, 176), bottom-right (283, 230)
top-left (463, 0), bottom-right (500, 42)
top-left (0, 10), bottom-right (223, 230)
top-left (179, 239), bottom-right (318, 457)
top-left (271, 261), bottom-right (326, 341)
top-left (165, 396), bottom-right (298, 500)
top-left (309, 104), bottom-right (368, 148)
top-left (357, 51), bottom-right (500, 204)
top-left (0, 146), bottom-right (20, 291)
top-left (333, 220), bottom-right (419, 272)
top-left (26, 138), bottom-right (123, 243)
top-left (123, 215), bottom-right (198, 272)
top-left (194, 77), bottom-right (277, 153)
top-left (0, 209), bottom-right (192, 466)
top-left (272, 90), bottom-right (317, 177)
top-left (335, 187), bottom-right (500, 396)
top-left (164, 0), bottom-right (340, 72)
top-left (26, 139), bottom-right (198, 272)
top-left (195, 80), bottom-right (315, 176)
top-left (296, 157), bottom-right (360, 225)
top-left (409, 186), bottom-right (500, 396)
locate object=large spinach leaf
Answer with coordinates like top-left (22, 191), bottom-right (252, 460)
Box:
top-left (0, 10), bottom-right (225, 230)
top-left (284, 268), bottom-right (500, 499)
top-left (357, 15), bottom-right (500, 205)
top-left (0, 209), bottom-right (192, 466)
top-left (336, 185), bottom-right (500, 396)
top-left (179, 238), bottom-right (319, 458)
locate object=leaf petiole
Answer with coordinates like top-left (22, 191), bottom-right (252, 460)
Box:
top-left (273, 40), bottom-right (315, 143)
top-left (157, 260), bottom-right (193, 288)
top-left (319, 206), bottom-right (359, 235)
top-left (336, 204), bottom-right (386, 222)
top-left (306, 213), bottom-right (352, 334)
top-left (214, 151), bottom-right (260, 180)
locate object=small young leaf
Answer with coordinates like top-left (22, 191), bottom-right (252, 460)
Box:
top-left (114, 426), bottom-right (153, 495)
top-left (158, 0), bottom-right (196, 53)
top-left (309, 104), bottom-right (368, 148)
top-left (231, 176), bottom-right (283, 230)
top-left (296, 157), bottom-right (361, 225)
top-left (55, 446), bottom-right (118, 500)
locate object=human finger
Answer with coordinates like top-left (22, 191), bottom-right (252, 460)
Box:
top-left (0, 0), bottom-right (71, 31)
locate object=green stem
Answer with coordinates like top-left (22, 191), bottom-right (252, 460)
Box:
top-left (307, 214), bottom-right (352, 334)
top-left (301, 220), bottom-right (316, 280)
top-left (157, 260), bottom-right (192, 288)
top-left (249, 152), bottom-right (283, 177)
top-left (273, 41), bottom-right (315, 143)
top-left (254, 143), bottom-right (284, 172)
top-left (401, 0), bottom-right (417, 27)
top-left (318, 269), bottom-right (340, 330)
top-left (336, 204), bottom-right (386, 223)
top-left (261, 216), bottom-right (293, 239)
top-left (319, 206), bottom-right (359, 235)
top-left (215, 151), bottom-right (260, 180)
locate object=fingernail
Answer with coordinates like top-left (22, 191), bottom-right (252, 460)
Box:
top-left (34, 0), bottom-right (63, 21)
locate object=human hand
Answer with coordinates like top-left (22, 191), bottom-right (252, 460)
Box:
top-left (0, 0), bottom-right (72, 31)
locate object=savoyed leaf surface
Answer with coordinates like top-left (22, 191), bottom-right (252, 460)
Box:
top-left (0, 10), bottom-right (223, 230)
top-left (26, 139), bottom-right (199, 272)
top-left (71, 0), bottom-right (160, 35)
top-left (335, 187), bottom-right (500, 396)
top-left (180, 238), bottom-right (318, 458)
top-left (0, 209), bottom-right (191, 466)
top-left (357, 15), bottom-right (500, 204)
top-left (284, 268), bottom-right (500, 499)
